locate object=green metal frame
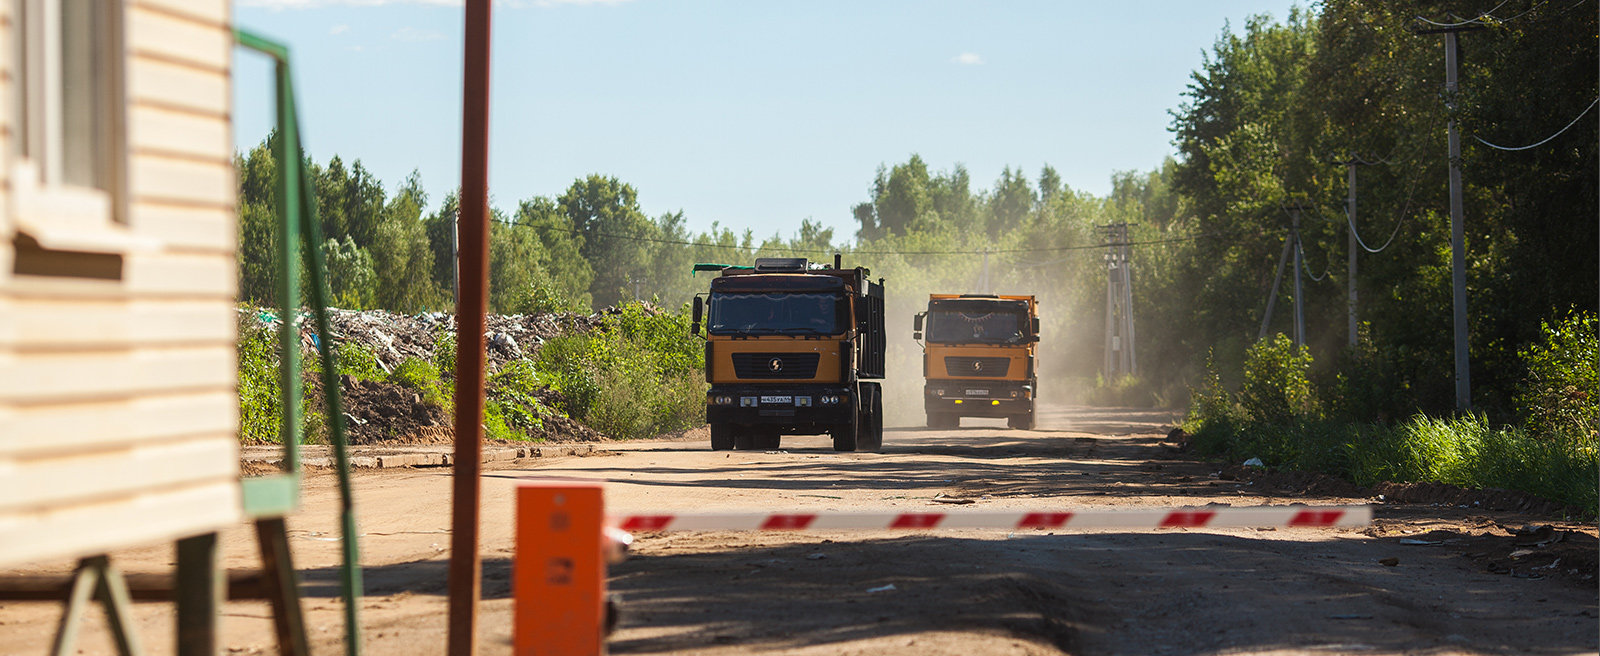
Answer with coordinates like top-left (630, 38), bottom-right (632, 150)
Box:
top-left (235, 29), bottom-right (363, 656)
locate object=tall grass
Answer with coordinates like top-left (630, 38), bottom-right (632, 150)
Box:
top-left (1186, 318), bottom-right (1598, 516)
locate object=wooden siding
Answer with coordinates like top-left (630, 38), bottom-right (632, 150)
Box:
top-left (0, 0), bottom-right (241, 568)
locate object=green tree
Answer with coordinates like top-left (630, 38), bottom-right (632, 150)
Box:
top-left (322, 236), bottom-right (377, 309)
top-left (559, 175), bottom-right (655, 307)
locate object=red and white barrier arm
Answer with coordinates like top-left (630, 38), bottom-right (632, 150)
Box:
top-left (612, 505), bottom-right (1370, 532)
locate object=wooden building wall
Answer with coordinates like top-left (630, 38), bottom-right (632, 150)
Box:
top-left (0, 0), bottom-right (242, 567)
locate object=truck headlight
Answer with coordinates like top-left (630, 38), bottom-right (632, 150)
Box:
top-left (1010, 390), bottom-right (1018, 398)
top-left (796, 396), bottom-right (812, 407)
top-left (740, 397), bottom-right (758, 407)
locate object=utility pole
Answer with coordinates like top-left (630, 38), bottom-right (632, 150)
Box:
top-left (1415, 20), bottom-right (1483, 411)
top-left (1334, 157), bottom-right (1378, 348)
top-left (1345, 164), bottom-right (1357, 347)
top-left (451, 209), bottom-right (459, 307)
top-left (1100, 223), bottom-right (1137, 378)
top-left (1259, 236), bottom-right (1294, 340)
top-left (1288, 204), bottom-right (1307, 349)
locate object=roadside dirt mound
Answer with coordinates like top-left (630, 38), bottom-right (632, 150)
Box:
top-left (1216, 463), bottom-right (1368, 498)
top-left (247, 305), bottom-right (657, 443)
top-left (1221, 464), bottom-right (1575, 514)
top-left (340, 376), bottom-right (449, 445)
top-left (1369, 480), bottom-right (1569, 515)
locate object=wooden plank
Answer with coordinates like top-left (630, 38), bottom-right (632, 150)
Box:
top-left (130, 0), bottom-right (229, 29)
top-left (0, 345), bottom-right (235, 403)
top-left (0, 480), bottom-right (240, 569)
top-left (1, 298), bottom-right (235, 349)
top-left (0, 391), bottom-right (237, 457)
top-left (125, 251), bottom-right (236, 297)
top-left (126, 57), bottom-right (228, 118)
top-left (129, 202), bottom-right (233, 253)
top-left (0, 436), bottom-right (238, 513)
top-left (126, 6), bottom-right (230, 73)
top-left (128, 152), bottom-right (235, 207)
top-left (129, 105), bottom-right (230, 163)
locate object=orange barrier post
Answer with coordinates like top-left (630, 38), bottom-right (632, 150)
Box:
top-left (515, 482), bottom-right (606, 655)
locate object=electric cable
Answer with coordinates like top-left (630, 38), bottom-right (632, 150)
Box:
top-left (489, 217), bottom-right (1233, 257)
top-left (1296, 235), bottom-right (1332, 282)
top-left (1344, 176), bottom-right (1419, 254)
top-left (1415, 0), bottom-right (1512, 27)
top-left (1473, 96), bottom-right (1599, 151)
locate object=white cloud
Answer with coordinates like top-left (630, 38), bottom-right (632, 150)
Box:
top-left (330, 24), bottom-right (350, 34)
top-left (391, 26), bottom-right (446, 41)
top-left (950, 52), bottom-right (984, 66)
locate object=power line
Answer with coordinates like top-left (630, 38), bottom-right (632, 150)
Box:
top-left (1344, 177), bottom-right (1419, 254)
top-left (1297, 235), bottom-right (1332, 282)
top-left (1473, 96), bottom-right (1599, 151)
top-left (490, 216), bottom-right (1234, 257)
top-left (1414, 0), bottom-right (1512, 27)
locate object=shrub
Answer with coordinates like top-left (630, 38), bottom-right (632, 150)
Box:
top-left (486, 359), bottom-right (566, 440)
top-left (433, 325), bottom-right (457, 379)
top-left (336, 342), bottom-right (387, 382)
top-left (1238, 333), bottom-right (1317, 424)
top-left (534, 301), bottom-right (706, 439)
top-left (238, 313), bottom-right (283, 444)
top-left (391, 357), bottom-right (452, 411)
top-left (511, 278), bottom-right (586, 315)
top-left (1516, 311), bottom-right (1597, 443)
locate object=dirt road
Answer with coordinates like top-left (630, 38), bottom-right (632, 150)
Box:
top-left (3, 405), bottom-right (1594, 654)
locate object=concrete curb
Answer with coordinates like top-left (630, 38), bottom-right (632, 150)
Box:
top-left (243, 444), bottom-right (599, 469)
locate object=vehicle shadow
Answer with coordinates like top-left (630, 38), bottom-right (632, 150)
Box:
top-left (600, 532), bottom-right (1596, 655)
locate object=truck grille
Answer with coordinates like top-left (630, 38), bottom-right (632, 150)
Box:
top-left (944, 356), bottom-right (1010, 377)
top-left (732, 353), bottom-right (820, 379)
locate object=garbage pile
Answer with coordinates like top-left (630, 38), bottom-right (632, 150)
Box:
top-left (242, 305), bottom-right (648, 445)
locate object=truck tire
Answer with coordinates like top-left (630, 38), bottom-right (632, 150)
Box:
top-left (831, 414), bottom-right (859, 452)
top-left (710, 423), bottom-right (734, 450)
top-left (857, 383), bottom-right (883, 452)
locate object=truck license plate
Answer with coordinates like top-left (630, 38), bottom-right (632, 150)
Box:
top-left (759, 395), bottom-right (793, 404)
top-left (965, 389), bottom-right (989, 396)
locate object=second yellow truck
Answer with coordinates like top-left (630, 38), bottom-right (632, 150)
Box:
top-left (914, 294), bottom-right (1039, 430)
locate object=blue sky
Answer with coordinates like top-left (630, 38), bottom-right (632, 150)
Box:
top-left (233, 0), bottom-right (1303, 240)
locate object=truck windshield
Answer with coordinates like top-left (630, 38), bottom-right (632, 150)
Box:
top-left (708, 292), bottom-right (843, 335)
top-left (926, 310), bottom-right (1026, 344)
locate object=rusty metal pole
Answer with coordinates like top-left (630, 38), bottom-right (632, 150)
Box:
top-left (448, 1), bottom-right (491, 654)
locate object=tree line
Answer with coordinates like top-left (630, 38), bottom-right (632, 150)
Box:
top-left (237, 0), bottom-right (1596, 430)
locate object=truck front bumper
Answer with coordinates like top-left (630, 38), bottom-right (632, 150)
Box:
top-left (924, 380), bottom-right (1033, 417)
top-left (707, 385), bottom-right (856, 431)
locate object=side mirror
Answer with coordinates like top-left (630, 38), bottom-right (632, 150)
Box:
top-left (913, 313), bottom-right (925, 331)
top-left (913, 331), bottom-right (923, 341)
top-left (691, 296), bottom-right (703, 335)
top-left (1031, 316), bottom-right (1040, 334)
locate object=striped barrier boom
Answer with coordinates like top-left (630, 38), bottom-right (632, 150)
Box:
top-left (612, 505), bottom-right (1370, 532)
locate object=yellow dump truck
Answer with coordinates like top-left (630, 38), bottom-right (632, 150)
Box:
top-left (914, 294), bottom-right (1039, 429)
top-left (692, 256), bottom-right (887, 451)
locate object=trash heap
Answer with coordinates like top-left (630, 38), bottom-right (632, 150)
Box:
top-left (242, 306), bottom-right (643, 445)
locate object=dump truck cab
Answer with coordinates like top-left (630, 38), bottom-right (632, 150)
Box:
top-left (915, 294), bottom-right (1039, 429)
top-left (693, 256), bottom-right (886, 451)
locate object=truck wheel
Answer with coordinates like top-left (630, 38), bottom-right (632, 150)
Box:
top-left (1007, 412), bottom-right (1036, 430)
top-left (859, 384), bottom-right (883, 452)
top-left (710, 423), bottom-right (734, 450)
top-left (831, 415), bottom-right (859, 452)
